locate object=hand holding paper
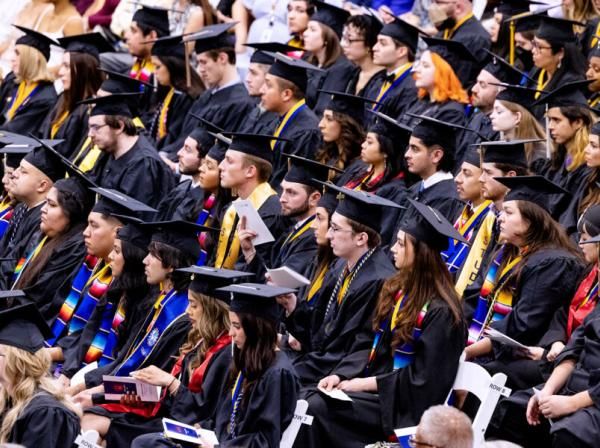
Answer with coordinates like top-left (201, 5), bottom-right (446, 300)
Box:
top-left (234, 200), bottom-right (274, 246)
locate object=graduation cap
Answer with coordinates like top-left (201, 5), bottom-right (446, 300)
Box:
top-left (78, 93), bottom-right (141, 118)
top-left (283, 153), bottom-right (340, 188)
top-left (493, 175), bottom-right (569, 213)
top-left (482, 49), bottom-right (533, 85)
top-left (422, 36), bottom-right (477, 67)
top-left (58, 32), bottom-right (114, 60)
top-left (217, 282), bottom-right (296, 322)
top-left (578, 204), bottom-right (600, 238)
top-left (113, 214), bottom-right (152, 251)
top-left (188, 114), bottom-right (226, 151)
top-left (178, 266), bottom-right (254, 301)
top-left (132, 4), bottom-right (170, 37)
top-left (13, 25), bottom-right (58, 61)
top-left (267, 52), bottom-right (322, 93)
top-left (0, 301), bottom-right (52, 353)
top-left (408, 113), bottom-right (465, 155)
top-left (535, 15), bottom-right (584, 44)
top-left (316, 183), bottom-right (339, 215)
top-left (401, 199), bottom-right (468, 251)
top-left (310, 0), bottom-right (350, 38)
top-left (367, 110), bottom-right (413, 150)
top-left (91, 187), bottom-right (157, 217)
top-left (313, 180), bottom-right (403, 233)
top-left (23, 145), bottom-right (65, 182)
top-left (477, 139), bottom-right (535, 169)
top-left (319, 89), bottom-right (378, 125)
top-left (226, 132), bottom-right (288, 165)
top-left (150, 34), bottom-right (186, 59)
top-left (100, 69), bottom-right (152, 94)
top-left (54, 177), bottom-right (95, 216)
top-left (462, 148), bottom-right (482, 168)
top-left (532, 79), bottom-right (593, 109)
top-left (495, 0), bottom-right (544, 16)
top-left (378, 17), bottom-right (421, 53)
top-left (0, 134), bottom-right (63, 168)
top-left (184, 22), bottom-right (237, 54)
top-left (245, 42), bottom-right (301, 64)
top-left (206, 131), bottom-right (231, 163)
top-left (143, 220), bottom-right (219, 260)
top-left (493, 82), bottom-right (542, 109)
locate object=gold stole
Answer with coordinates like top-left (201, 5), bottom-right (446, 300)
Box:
top-left (443, 12), bottom-right (473, 39)
top-left (50, 111), bottom-right (69, 138)
top-left (7, 82), bottom-right (39, 120)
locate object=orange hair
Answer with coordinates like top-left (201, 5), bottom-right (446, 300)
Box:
top-left (417, 51), bottom-right (469, 104)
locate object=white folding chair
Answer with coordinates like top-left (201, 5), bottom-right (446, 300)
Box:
top-left (280, 399), bottom-right (313, 448)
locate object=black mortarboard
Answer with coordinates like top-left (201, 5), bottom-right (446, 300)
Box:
top-left (0, 134), bottom-right (62, 168)
top-left (482, 49), bottom-right (532, 85)
top-left (179, 266), bottom-right (254, 301)
top-left (217, 283), bottom-right (296, 322)
top-left (422, 36), bottom-right (477, 67)
top-left (246, 42), bottom-right (300, 64)
top-left (188, 114), bottom-right (225, 152)
top-left (494, 175), bottom-right (568, 213)
top-left (283, 153), bottom-right (338, 188)
top-left (144, 220), bottom-right (219, 260)
top-left (58, 32), bottom-right (114, 60)
top-left (0, 301), bottom-right (52, 353)
top-left (478, 139), bottom-right (532, 169)
top-left (535, 15), bottom-right (583, 44)
top-left (23, 146), bottom-right (65, 182)
top-left (91, 187), bottom-right (157, 216)
top-left (379, 17), bottom-right (420, 53)
top-left (150, 34), bottom-right (186, 59)
top-left (78, 93), bottom-right (141, 118)
top-left (368, 110), bottom-right (412, 150)
top-left (532, 79), bottom-right (593, 109)
top-left (493, 82), bottom-right (541, 109)
top-left (578, 204), bottom-right (600, 238)
top-left (113, 214), bottom-right (152, 251)
top-left (184, 22), bottom-right (236, 54)
top-left (317, 184), bottom-right (338, 215)
top-left (267, 52), bottom-right (322, 93)
top-left (13, 25), bottom-right (58, 61)
top-left (100, 69), bottom-right (152, 94)
top-left (409, 114), bottom-right (462, 155)
top-left (226, 132), bottom-right (288, 164)
top-left (462, 148), bottom-right (481, 168)
top-left (314, 181), bottom-right (403, 233)
top-left (591, 119), bottom-right (600, 136)
top-left (132, 5), bottom-right (170, 36)
top-left (401, 199), bottom-right (468, 251)
top-left (495, 0), bottom-right (543, 16)
top-left (53, 177), bottom-right (94, 217)
top-left (310, 0), bottom-right (350, 38)
top-left (206, 131), bottom-right (231, 163)
top-left (319, 89), bottom-right (377, 125)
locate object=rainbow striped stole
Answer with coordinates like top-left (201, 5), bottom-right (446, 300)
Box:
top-left (11, 236), bottom-right (48, 286)
top-left (84, 300), bottom-right (126, 366)
top-left (130, 58), bottom-right (154, 84)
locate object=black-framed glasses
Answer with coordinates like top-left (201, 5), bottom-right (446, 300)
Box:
top-left (531, 40), bottom-right (552, 51)
top-left (408, 435), bottom-right (439, 448)
top-left (341, 35), bottom-right (365, 44)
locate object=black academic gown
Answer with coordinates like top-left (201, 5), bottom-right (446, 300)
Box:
top-left (155, 179), bottom-right (204, 221)
top-left (374, 72), bottom-right (419, 121)
top-left (399, 178), bottom-right (464, 229)
top-left (8, 392), bottom-right (80, 448)
top-left (296, 298), bottom-right (466, 448)
top-left (149, 90), bottom-right (195, 151)
top-left (401, 97), bottom-right (467, 128)
top-left (528, 69), bottom-right (584, 120)
top-left (306, 57), bottom-right (355, 117)
top-left (581, 18), bottom-right (600, 59)
top-left (92, 134), bottom-right (176, 208)
top-left (159, 83), bottom-right (255, 159)
top-left (285, 248), bottom-right (396, 386)
top-left (454, 110), bottom-right (499, 171)
top-left (239, 101), bottom-right (278, 135)
top-left (0, 73), bottom-right (57, 134)
top-left (41, 102), bottom-right (90, 159)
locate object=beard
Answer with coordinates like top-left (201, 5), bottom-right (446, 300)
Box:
top-left (283, 200), bottom-right (310, 219)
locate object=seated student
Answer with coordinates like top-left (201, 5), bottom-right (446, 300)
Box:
top-left (287, 0), bottom-right (312, 49)
top-left (41, 33), bottom-right (107, 159)
top-left (401, 37), bottom-right (470, 129)
top-left (296, 200), bottom-right (466, 447)
top-left (464, 176), bottom-right (585, 389)
top-left (303, 0), bottom-right (354, 117)
top-left (81, 93), bottom-right (176, 208)
top-left (159, 23), bottom-right (255, 161)
top-left (0, 27), bottom-right (57, 134)
top-left (586, 43), bottom-right (600, 107)
top-left (575, 121), bottom-right (600, 239)
top-left (213, 133), bottom-right (282, 270)
top-left (260, 52), bottom-right (321, 187)
top-left (281, 184), bottom-right (397, 386)
top-left (132, 282), bottom-right (300, 448)
top-left (81, 267), bottom-right (248, 447)
top-left (71, 221), bottom-right (204, 406)
top-left (0, 302), bottom-right (80, 448)
top-left (446, 149), bottom-right (495, 298)
top-left (240, 154), bottom-right (326, 280)
top-left (147, 35), bottom-right (204, 150)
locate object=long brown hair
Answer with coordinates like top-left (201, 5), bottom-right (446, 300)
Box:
top-left (307, 22), bottom-right (342, 68)
top-left (373, 233), bottom-right (462, 348)
top-left (579, 169), bottom-right (600, 214)
top-left (316, 111), bottom-right (364, 172)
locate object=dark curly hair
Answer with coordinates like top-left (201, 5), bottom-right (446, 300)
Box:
top-left (316, 110), bottom-right (365, 173)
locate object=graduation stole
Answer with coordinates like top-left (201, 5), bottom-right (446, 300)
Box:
top-left (567, 266), bottom-right (599, 337)
top-left (307, 264), bottom-right (328, 304)
top-left (590, 93), bottom-right (600, 108)
top-left (11, 236), bottom-right (48, 286)
top-left (196, 193), bottom-right (216, 266)
top-left (467, 246), bottom-right (522, 345)
top-left (0, 198), bottom-right (14, 240)
top-left (365, 291), bottom-right (430, 375)
top-left (535, 70), bottom-right (549, 99)
top-left (271, 99), bottom-right (306, 151)
top-left (372, 63), bottom-right (413, 110)
top-left (84, 300), bottom-right (125, 366)
top-left (279, 215), bottom-right (315, 261)
top-left (215, 183), bottom-right (277, 269)
top-left (443, 12), bottom-right (473, 39)
top-left (591, 22), bottom-right (600, 48)
top-left (454, 210), bottom-right (496, 297)
top-left (114, 288), bottom-right (189, 376)
top-left (157, 87), bottom-right (176, 140)
top-left (44, 255), bottom-right (102, 346)
top-left (229, 371), bottom-right (245, 437)
top-left (50, 111), bottom-right (69, 139)
top-left (6, 82), bottom-right (40, 120)
top-left (130, 58), bottom-right (154, 83)
top-left (442, 200), bottom-right (493, 274)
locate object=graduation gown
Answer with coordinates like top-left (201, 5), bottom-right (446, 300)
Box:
top-left (41, 102), bottom-right (90, 159)
top-left (239, 102), bottom-right (278, 135)
top-left (401, 97), bottom-right (467, 128)
top-left (528, 69), bottom-right (584, 120)
top-left (373, 71), bottom-right (419, 121)
top-left (454, 110), bottom-right (499, 171)
top-left (92, 134), bottom-right (176, 208)
top-left (159, 83), bottom-right (255, 158)
top-left (306, 57), bottom-right (355, 117)
top-left (285, 248), bottom-right (396, 386)
top-left (399, 178), bottom-right (464, 229)
top-left (155, 179), bottom-right (204, 221)
top-left (296, 298), bottom-right (466, 448)
top-left (149, 90), bottom-right (195, 150)
top-left (0, 73), bottom-right (57, 135)
top-left (8, 392), bottom-right (80, 448)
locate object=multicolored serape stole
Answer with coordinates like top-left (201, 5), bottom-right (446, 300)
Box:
top-left (84, 300), bottom-right (125, 366)
top-left (11, 236), bottom-right (48, 286)
top-left (196, 193), bottom-right (216, 266)
top-left (0, 199), bottom-right (14, 240)
top-left (156, 87), bottom-right (175, 140)
top-left (130, 58), bottom-right (154, 83)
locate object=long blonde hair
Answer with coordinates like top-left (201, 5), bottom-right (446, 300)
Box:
top-left (0, 345), bottom-right (81, 443)
top-left (14, 44), bottom-right (53, 83)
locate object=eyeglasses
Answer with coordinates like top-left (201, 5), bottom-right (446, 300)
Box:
top-left (408, 435), bottom-right (439, 447)
top-left (531, 40), bottom-right (552, 51)
top-left (88, 123), bottom-right (109, 133)
top-left (341, 35), bottom-right (365, 44)
top-left (329, 224), bottom-right (353, 234)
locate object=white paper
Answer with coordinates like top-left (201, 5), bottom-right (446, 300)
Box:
top-left (233, 200), bottom-right (274, 246)
top-left (317, 386), bottom-right (353, 401)
top-left (533, 387), bottom-right (554, 425)
top-left (267, 266), bottom-right (310, 288)
top-left (103, 375), bottom-right (162, 402)
top-left (162, 418), bottom-right (220, 445)
top-left (484, 328), bottom-right (528, 350)
top-left (70, 361), bottom-right (98, 388)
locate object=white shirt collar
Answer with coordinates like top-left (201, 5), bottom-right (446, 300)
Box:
top-left (422, 171), bottom-right (454, 190)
